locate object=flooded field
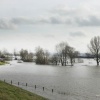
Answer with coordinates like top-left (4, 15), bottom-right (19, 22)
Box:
top-left (0, 59), bottom-right (100, 100)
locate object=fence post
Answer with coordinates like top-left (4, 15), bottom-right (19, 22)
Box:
top-left (4, 79), bottom-right (5, 82)
top-left (52, 89), bottom-right (53, 93)
top-left (26, 83), bottom-right (27, 86)
top-left (43, 87), bottom-right (44, 91)
top-left (18, 82), bottom-right (19, 86)
top-left (11, 80), bottom-right (12, 85)
top-left (35, 85), bottom-right (36, 89)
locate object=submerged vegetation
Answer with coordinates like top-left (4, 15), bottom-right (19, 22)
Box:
top-left (35, 42), bottom-right (79, 66)
top-left (88, 36), bottom-right (100, 66)
top-left (20, 49), bottom-right (34, 62)
top-left (35, 47), bottom-right (50, 65)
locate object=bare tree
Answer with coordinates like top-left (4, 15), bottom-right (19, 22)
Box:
top-left (88, 36), bottom-right (100, 66)
top-left (20, 49), bottom-right (28, 61)
top-left (35, 47), bottom-right (45, 64)
top-left (55, 42), bottom-right (79, 66)
top-left (74, 51), bottom-right (80, 63)
top-left (56, 42), bottom-right (68, 66)
top-left (67, 46), bottom-right (76, 66)
top-left (20, 49), bottom-right (33, 62)
top-left (50, 53), bottom-right (59, 65)
top-left (1, 49), bottom-right (12, 61)
top-left (44, 50), bottom-right (50, 64)
top-left (28, 52), bottom-right (34, 62)
top-left (35, 47), bottom-right (50, 64)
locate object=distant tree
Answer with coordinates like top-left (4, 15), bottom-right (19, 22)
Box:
top-left (66, 46), bottom-right (77, 66)
top-left (28, 52), bottom-right (34, 62)
top-left (55, 42), bottom-right (79, 66)
top-left (88, 36), bottom-right (100, 66)
top-left (56, 42), bottom-right (68, 66)
top-left (35, 47), bottom-right (45, 64)
top-left (20, 49), bottom-right (33, 62)
top-left (0, 51), bottom-right (5, 62)
top-left (20, 49), bottom-right (27, 60)
top-left (74, 51), bottom-right (80, 58)
top-left (0, 51), bottom-right (2, 58)
top-left (1, 49), bottom-right (12, 61)
top-left (50, 53), bottom-right (58, 65)
top-left (14, 49), bottom-right (17, 60)
top-left (35, 47), bottom-right (50, 64)
top-left (44, 50), bottom-right (50, 64)
top-left (74, 51), bottom-right (80, 63)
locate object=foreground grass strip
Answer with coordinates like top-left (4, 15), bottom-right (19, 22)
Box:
top-left (0, 62), bottom-right (6, 65)
top-left (0, 81), bottom-right (47, 100)
top-left (0, 61), bottom-right (9, 65)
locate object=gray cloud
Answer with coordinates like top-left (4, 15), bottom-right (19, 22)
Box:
top-left (5, 16), bottom-right (64, 26)
top-left (11, 16), bottom-right (100, 27)
top-left (38, 18), bottom-right (50, 24)
top-left (11, 17), bottom-right (36, 24)
top-left (1, 15), bottom-right (100, 30)
top-left (0, 19), bottom-right (17, 29)
top-left (75, 16), bottom-right (100, 26)
top-left (49, 5), bottom-right (100, 26)
top-left (1, 5), bottom-right (100, 30)
top-left (49, 17), bottom-right (63, 24)
top-left (69, 31), bottom-right (86, 37)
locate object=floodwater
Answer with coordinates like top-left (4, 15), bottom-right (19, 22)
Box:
top-left (0, 59), bottom-right (100, 100)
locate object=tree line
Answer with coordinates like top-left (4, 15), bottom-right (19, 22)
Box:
top-left (18, 36), bottom-right (100, 66)
top-left (15, 42), bottom-right (80, 66)
top-left (0, 49), bottom-right (12, 62)
top-left (35, 43), bottom-right (79, 66)
top-left (0, 36), bottom-right (100, 66)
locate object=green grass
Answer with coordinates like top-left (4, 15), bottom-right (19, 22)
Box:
top-left (0, 62), bottom-right (6, 65)
top-left (0, 81), bottom-right (47, 100)
top-left (0, 61), bottom-right (9, 65)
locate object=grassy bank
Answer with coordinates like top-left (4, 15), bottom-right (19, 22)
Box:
top-left (0, 81), bottom-right (47, 100)
top-left (0, 61), bottom-right (9, 65)
top-left (0, 62), bottom-right (6, 65)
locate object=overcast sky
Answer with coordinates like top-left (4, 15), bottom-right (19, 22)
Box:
top-left (0, 0), bottom-right (100, 53)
